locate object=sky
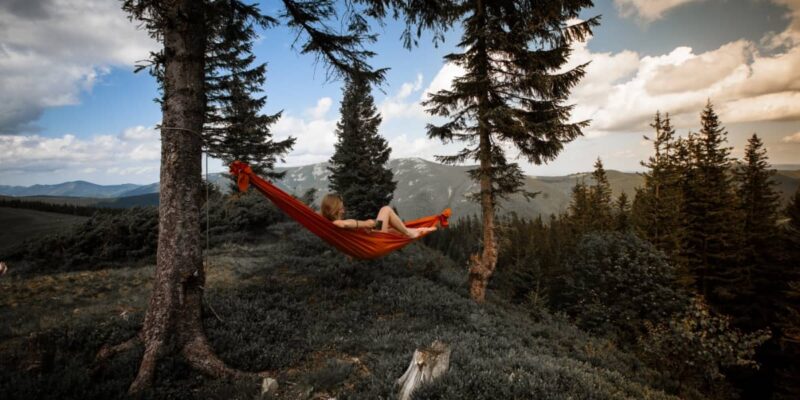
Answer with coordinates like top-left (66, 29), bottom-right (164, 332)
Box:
top-left (1, 0), bottom-right (799, 186)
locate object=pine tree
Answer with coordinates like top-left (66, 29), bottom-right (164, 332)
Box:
top-left (204, 0), bottom-right (295, 189)
top-left (729, 133), bottom-right (781, 331)
top-left (735, 133), bottom-right (780, 266)
top-left (681, 100), bottom-right (742, 310)
top-left (615, 191), bottom-right (631, 231)
top-left (327, 77), bottom-right (396, 220)
top-left (423, 0), bottom-right (599, 302)
top-left (632, 111), bottom-right (684, 260)
top-left (587, 157), bottom-right (613, 231)
top-left (567, 178), bottom-right (591, 236)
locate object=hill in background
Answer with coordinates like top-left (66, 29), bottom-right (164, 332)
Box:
top-left (2, 157), bottom-right (798, 220)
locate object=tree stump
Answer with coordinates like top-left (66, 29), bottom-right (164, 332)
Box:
top-left (396, 340), bottom-right (451, 400)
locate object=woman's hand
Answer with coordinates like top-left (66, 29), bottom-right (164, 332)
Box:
top-left (364, 219), bottom-right (376, 228)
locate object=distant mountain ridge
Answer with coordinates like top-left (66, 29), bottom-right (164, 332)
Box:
top-left (2, 157), bottom-right (799, 220)
top-left (0, 181), bottom-right (140, 198)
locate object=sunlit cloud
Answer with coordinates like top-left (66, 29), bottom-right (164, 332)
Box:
top-left (614, 0), bottom-right (705, 22)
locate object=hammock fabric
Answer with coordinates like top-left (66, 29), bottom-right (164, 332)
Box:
top-left (230, 161), bottom-right (451, 260)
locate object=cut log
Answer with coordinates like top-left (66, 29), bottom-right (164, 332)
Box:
top-left (261, 377), bottom-right (278, 397)
top-left (396, 340), bottom-right (451, 400)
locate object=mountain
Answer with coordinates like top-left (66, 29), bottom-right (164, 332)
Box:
top-left (293, 159), bottom-right (646, 219)
top-left (95, 193), bottom-right (160, 208)
top-left (272, 158), bottom-right (800, 220)
top-left (118, 183), bottom-right (159, 197)
top-left (2, 158), bottom-right (798, 219)
top-left (0, 181), bottom-right (141, 198)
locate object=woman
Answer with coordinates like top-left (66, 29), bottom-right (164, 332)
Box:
top-left (319, 193), bottom-right (436, 239)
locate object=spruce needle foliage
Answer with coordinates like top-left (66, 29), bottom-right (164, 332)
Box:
top-left (679, 100), bottom-right (742, 306)
top-left (327, 77), bottom-right (397, 220)
top-left (735, 133), bottom-right (781, 266)
top-left (632, 111), bottom-right (685, 262)
top-left (204, 0), bottom-right (295, 187)
top-left (422, 0), bottom-right (600, 301)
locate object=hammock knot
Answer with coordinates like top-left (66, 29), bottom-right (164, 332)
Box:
top-left (229, 161), bottom-right (253, 192)
top-left (438, 208), bottom-right (452, 228)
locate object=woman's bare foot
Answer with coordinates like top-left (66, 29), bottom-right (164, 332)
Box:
top-left (407, 227), bottom-right (436, 239)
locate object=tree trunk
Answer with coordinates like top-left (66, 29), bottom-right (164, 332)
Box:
top-left (121, 0), bottom-right (268, 394)
top-left (467, 0), bottom-right (497, 304)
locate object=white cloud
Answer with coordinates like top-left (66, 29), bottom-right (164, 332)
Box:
top-left (379, 73), bottom-right (428, 121)
top-left (273, 100), bottom-right (338, 166)
top-left (120, 125), bottom-right (158, 141)
top-left (378, 63), bottom-right (469, 122)
top-left (0, 0), bottom-right (158, 132)
top-left (306, 97), bottom-right (333, 120)
top-left (422, 62), bottom-right (466, 100)
top-left (0, 125), bottom-right (161, 176)
top-left (373, 1), bottom-right (800, 140)
top-left (781, 131), bottom-right (800, 143)
top-left (762, 0), bottom-right (800, 49)
top-left (644, 41), bottom-right (753, 95)
top-left (614, 0), bottom-right (705, 22)
top-left (561, 0), bottom-right (800, 134)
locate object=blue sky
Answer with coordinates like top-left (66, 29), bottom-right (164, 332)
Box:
top-left (1, 0), bottom-right (799, 185)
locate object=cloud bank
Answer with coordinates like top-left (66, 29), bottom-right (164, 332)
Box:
top-left (0, 0), bottom-right (157, 133)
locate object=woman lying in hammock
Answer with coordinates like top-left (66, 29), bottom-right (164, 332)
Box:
top-left (320, 193), bottom-right (437, 239)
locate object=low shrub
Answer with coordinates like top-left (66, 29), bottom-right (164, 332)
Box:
top-left (552, 231), bottom-right (689, 342)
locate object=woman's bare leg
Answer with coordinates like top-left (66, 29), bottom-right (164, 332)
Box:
top-left (377, 206), bottom-right (414, 237)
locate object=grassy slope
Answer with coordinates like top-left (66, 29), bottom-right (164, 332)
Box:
top-left (0, 223), bottom-right (676, 400)
top-left (0, 207), bottom-right (88, 255)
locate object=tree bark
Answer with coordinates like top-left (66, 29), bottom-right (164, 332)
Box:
top-left (467, 0), bottom-right (497, 304)
top-left (117, 0), bottom-right (268, 394)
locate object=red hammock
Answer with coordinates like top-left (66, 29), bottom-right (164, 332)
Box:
top-left (229, 161), bottom-right (451, 260)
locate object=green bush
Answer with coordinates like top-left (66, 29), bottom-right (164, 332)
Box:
top-left (7, 190), bottom-right (288, 275)
top-left (10, 207), bottom-right (159, 275)
top-left (553, 231), bottom-right (689, 342)
top-left (637, 296), bottom-right (771, 400)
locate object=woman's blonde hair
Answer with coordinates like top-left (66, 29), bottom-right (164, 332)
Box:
top-left (320, 193), bottom-right (344, 221)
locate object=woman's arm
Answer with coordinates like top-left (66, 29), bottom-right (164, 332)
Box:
top-left (332, 219), bottom-right (376, 229)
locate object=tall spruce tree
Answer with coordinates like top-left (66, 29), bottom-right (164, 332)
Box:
top-left (327, 77), bottom-right (396, 219)
top-left (204, 0), bottom-right (295, 188)
top-left (423, 0), bottom-right (599, 302)
top-left (632, 111), bottom-right (684, 261)
top-left (731, 136), bottom-right (797, 398)
top-left (568, 178), bottom-right (591, 235)
top-left (614, 191), bottom-right (631, 231)
top-left (735, 133), bottom-right (780, 267)
top-left (110, 0), bottom-right (432, 393)
top-left (587, 157), bottom-right (613, 231)
top-left (681, 100), bottom-right (742, 309)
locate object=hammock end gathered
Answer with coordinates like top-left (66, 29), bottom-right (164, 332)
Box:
top-left (229, 160), bottom-right (253, 192)
top-left (437, 208), bottom-right (452, 228)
